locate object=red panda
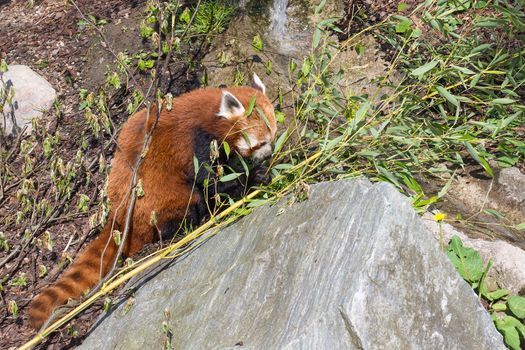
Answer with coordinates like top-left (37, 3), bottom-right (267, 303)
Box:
top-left (28, 74), bottom-right (277, 329)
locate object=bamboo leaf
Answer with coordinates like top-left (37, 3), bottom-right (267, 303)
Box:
top-left (483, 208), bottom-right (504, 219)
top-left (463, 142), bottom-right (494, 177)
top-left (247, 199), bottom-right (267, 208)
top-left (273, 129), bottom-right (288, 154)
top-left (470, 43), bottom-right (492, 54)
top-left (274, 163), bottom-right (293, 170)
top-left (355, 101), bottom-right (370, 120)
top-left (323, 135), bottom-right (344, 151)
top-left (313, 27), bottom-right (322, 49)
top-left (223, 141), bottom-right (230, 158)
top-left (376, 165), bottom-right (402, 189)
top-left (436, 85), bottom-right (459, 107)
top-left (256, 106), bottom-right (271, 130)
top-left (451, 65), bottom-right (476, 75)
top-left (315, 0), bottom-right (326, 14)
top-left (491, 98), bottom-right (516, 105)
top-left (437, 170), bottom-right (456, 198)
top-left (193, 156), bottom-right (199, 176)
top-left (246, 95), bottom-right (257, 116)
top-left (219, 173), bottom-right (241, 182)
top-left (410, 60), bottom-right (438, 79)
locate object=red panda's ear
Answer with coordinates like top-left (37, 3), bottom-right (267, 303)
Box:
top-left (252, 73), bottom-right (266, 95)
top-left (217, 91), bottom-right (245, 119)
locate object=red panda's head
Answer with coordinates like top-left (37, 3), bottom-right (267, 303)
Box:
top-left (217, 74), bottom-right (277, 162)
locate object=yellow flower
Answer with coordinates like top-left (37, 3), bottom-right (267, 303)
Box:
top-left (434, 213), bottom-right (446, 222)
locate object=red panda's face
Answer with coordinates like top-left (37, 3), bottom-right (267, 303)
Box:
top-left (234, 91), bottom-right (276, 161)
top-left (217, 75), bottom-right (277, 162)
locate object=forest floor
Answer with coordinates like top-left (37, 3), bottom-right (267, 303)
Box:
top-left (1, 1), bottom-right (158, 348)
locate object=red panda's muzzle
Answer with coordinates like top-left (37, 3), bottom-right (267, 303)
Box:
top-left (251, 143), bottom-right (273, 162)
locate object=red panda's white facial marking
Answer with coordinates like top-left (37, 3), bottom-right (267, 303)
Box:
top-left (235, 132), bottom-right (257, 155)
top-left (235, 132), bottom-right (273, 161)
top-left (251, 142), bottom-right (273, 161)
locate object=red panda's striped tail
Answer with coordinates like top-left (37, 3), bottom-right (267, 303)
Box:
top-left (28, 224), bottom-right (117, 330)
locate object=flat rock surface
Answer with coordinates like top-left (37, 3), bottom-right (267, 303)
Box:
top-left (2, 64), bottom-right (56, 135)
top-left (80, 179), bottom-right (504, 350)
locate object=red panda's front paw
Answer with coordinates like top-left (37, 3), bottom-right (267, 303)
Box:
top-left (250, 165), bottom-right (272, 186)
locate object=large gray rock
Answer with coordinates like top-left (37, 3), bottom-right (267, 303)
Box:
top-left (1, 65), bottom-right (56, 135)
top-left (80, 179), bottom-right (504, 350)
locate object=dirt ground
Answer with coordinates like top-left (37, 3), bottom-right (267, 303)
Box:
top-left (0, 0), bottom-right (439, 348)
top-left (0, 1), bottom-right (148, 348)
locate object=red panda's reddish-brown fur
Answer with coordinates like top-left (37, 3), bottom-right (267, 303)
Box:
top-left (28, 81), bottom-right (276, 329)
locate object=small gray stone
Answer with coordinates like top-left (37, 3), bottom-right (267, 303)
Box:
top-left (498, 167), bottom-right (525, 205)
top-left (1, 65), bottom-right (56, 135)
top-left (80, 179), bottom-right (504, 350)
